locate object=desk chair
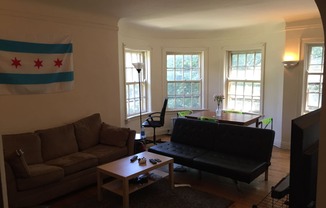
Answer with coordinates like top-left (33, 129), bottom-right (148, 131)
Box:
top-left (223, 109), bottom-right (243, 114)
top-left (177, 110), bottom-right (193, 117)
top-left (199, 116), bottom-right (217, 123)
top-left (142, 98), bottom-right (168, 144)
top-left (258, 117), bottom-right (273, 129)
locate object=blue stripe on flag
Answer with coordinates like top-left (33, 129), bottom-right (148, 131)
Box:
top-left (0, 39), bottom-right (72, 54)
top-left (0, 72), bottom-right (74, 84)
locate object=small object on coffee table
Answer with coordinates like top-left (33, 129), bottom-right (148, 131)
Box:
top-left (149, 159), bottom-right (157, 164)
top-left (138, 157), bottom-right (147, 165)
top-left (155, 158), bottom-right (161, 162)
top-left (130, 155), bottom-right (138, 162)
top-left (148, 172), bottom-right (163, 181)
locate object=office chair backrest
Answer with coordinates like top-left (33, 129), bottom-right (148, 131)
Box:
top-left (160, 98), bottom-right (168, 125)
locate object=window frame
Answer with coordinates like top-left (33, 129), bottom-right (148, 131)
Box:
top-left (224, 44), bottom-right (265, 114)
top-left (163, 48), bottom-right (207, 110)
top-left (302, 42), bottom-right (324, 114)
top-left (124, 48), bottom-right (150, 118)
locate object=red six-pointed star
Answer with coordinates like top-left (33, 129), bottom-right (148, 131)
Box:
top-left (54, 58), bottom-right (63, 68)
top-left (11, 57), bottom-right (22, 68)
top-left (34, 58), bottom-right (43, 69)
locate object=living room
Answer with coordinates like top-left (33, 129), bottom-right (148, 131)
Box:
top-left (1, 0), bottom-right (326, 207)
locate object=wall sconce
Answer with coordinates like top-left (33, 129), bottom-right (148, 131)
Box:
top-left (283, 52), bottom-right (299, 69)
top-left (282, 60), bottom-right (299, 69)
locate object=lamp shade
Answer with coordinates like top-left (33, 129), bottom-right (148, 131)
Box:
top-left (132, 62), bottom-right (144, 70)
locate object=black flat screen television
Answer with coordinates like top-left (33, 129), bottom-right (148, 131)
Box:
top-left (290, 109), bottom-right (320, 208)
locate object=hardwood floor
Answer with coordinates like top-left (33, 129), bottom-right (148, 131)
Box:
top-left (150, 135), bottom-right (290, 208)
top-left (48, 135), bottom-right (290, 208)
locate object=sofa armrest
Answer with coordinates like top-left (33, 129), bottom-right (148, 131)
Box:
top-left (4, 161), bottom-right (18, 199)
top-left (127, 130), bottom-right (136, 155)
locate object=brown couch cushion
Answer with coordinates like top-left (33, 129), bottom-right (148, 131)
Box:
top-left (7, 149), bottom-right (30, 178)
top-left (36, 124), bottom-right (78, 161)
top-left (16, 164), bottom-right (64, 191)
top-left (74, 113), bottom-right (102, 150)
top-left (2, 132), bottom-right (43, 164)
top-left (82, 144), bottom-right (128, 164)
top-left (45, 152), bottom-right (98, 176)
top-left (100, 123), bottom-right (130, 147)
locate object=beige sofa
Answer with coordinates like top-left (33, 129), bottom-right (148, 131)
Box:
top-left (2, 113), bottom-right (135, 208)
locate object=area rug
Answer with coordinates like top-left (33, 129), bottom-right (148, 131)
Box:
top-left (49, 179), bottom-right (233, 208)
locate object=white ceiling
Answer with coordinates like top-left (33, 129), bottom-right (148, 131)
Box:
top-left (13, 0), bottom-right (321, 31)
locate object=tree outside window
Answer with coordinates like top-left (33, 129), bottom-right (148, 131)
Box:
top-left (166, 52), bottom-right (202, 109)
top-left (304, 44), bottom-right (324, 113)
top-left (226, 50), bottom-right (263, 113)
top-left (125, 49), bottom-right (148, 117)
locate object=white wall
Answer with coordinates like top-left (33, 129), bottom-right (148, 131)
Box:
top-left (119, 21), bottom-right (285, 146)
top-left (282, 18), bottom-right (324, 148)
top-left (0, 2), bottom-right (122, 135)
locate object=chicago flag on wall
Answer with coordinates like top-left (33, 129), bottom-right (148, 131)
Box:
top-left (0, 38), bottom-right (74, 94)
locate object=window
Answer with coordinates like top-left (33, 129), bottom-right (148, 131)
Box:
top-left (124, 49), bottom-right (148, 117)
top-left (166, 52), bottom-right (202, 109)
top-left (226, 50), bottom-right (263, 113)
top-left (303, 44), bottom-right (324, 112)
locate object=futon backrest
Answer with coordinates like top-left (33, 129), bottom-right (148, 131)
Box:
top-left (171, 118), bottom-right (219, 149)
top-left (214, 124), bottom-right (275, 162)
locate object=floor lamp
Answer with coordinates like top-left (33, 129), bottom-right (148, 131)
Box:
top-left (132, 62), bottom-right (144, 137)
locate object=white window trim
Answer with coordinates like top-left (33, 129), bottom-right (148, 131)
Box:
top-left (301, 38), bottom-right (324, 115)
top-left (162, 47), bottom-right (208, 110)
top-left (123, 46), bottom-right (151, 119)
top-left (222, 43), bottom-right (266, 114)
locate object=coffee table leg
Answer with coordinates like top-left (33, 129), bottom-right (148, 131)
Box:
top-left (123, 179), bottom-right (129, 208)
top-left (97, 171), bottom-right (103, 201)
top-left (169, 162), bottom-right (174, 189)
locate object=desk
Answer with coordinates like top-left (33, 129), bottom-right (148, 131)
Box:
top-left (185, 111), bottom-right (261, 127)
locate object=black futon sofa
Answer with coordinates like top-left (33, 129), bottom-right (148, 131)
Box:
top-left (148, 118), bottom-right (275, 184)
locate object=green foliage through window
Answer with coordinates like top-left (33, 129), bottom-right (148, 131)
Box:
top-left (304, 44), bottom-right (324, 112)
top-left (166, 53), bottom-right (202, 109)
top-left (226, 50), bottom-right (262, 113)
top-left (125, 50), bottom-right (148, 117)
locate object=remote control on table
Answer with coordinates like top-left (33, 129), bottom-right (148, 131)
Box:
top-left (149, 159), bottom-right (157, 164)
top-left (155, 159), bottom-right (161, 162)
top-left (130, 155), bottom-right (138, 162)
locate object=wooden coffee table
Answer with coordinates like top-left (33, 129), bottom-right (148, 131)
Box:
top-left (97, 151), bottom-right (174, 208)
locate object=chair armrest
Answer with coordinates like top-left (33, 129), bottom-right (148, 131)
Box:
top-left (145, 112), bottom-right (161, 122)
top-left (148, 112), bottom-right (160, 117)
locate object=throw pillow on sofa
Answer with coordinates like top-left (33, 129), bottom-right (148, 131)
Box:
top-left (74, 113), bottom-right (102, 150)
top-left (100, 123), bottom-right (130, 147)
top-left (7, 149), bottom-right (30, 178)
top-left (36, 124), bottom-right (79, 161)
